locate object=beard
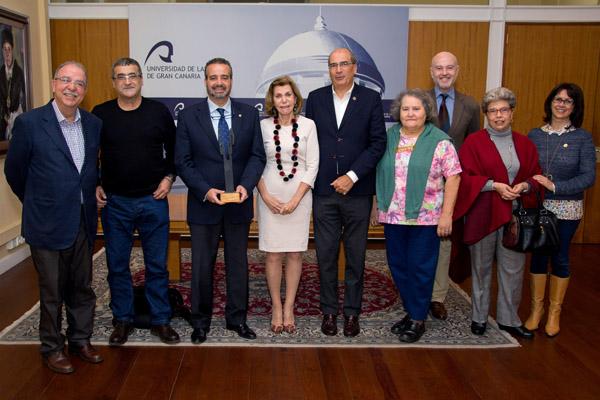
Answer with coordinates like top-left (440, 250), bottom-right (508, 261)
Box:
top-left (207, 84), bottom-right (230, 100)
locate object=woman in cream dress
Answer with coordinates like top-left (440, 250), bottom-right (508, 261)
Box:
top-left (257, 76), bottom-right (319, 334)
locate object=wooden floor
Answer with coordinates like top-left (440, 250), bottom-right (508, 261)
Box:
top-left (1, 244), bottom-right (599, 400)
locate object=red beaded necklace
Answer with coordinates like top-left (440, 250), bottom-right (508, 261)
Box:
top-left (273, 117), bottom-right (299, 182)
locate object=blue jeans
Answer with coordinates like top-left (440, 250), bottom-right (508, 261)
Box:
top-left (384, 224), bottom-right (440, 321)
top-left (102, 194), bottom-right (171, 325)
top-left (530, 219), bottom-right (580, 278)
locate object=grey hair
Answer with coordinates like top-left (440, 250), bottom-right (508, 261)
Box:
top-left (54, 61), bottom-right (87, 82)
top-left (328, 48), bottom-right (357, 65)
top-left (481, 87), bottom-right (516, 113)
top-left (389, 88), bottom-right (437, 124)
top-left (111, 57), bottom-right (142, 77)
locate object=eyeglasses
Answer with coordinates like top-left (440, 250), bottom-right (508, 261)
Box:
top-left (328, 61), bottom-right (355, 69)
top-left (552, 97), bottom-right (574, 106)
top-left (113, 73), bottom-right (142, 82)
top-left (486, 107), bottom-right (512, 115)
top-left (54, 76), bottom-right (86, 89)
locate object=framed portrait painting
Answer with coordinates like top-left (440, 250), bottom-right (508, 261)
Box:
top-left (0, 7), bottom-right (30, 155)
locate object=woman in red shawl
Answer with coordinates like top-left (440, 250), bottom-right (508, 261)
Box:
top-left (454, 87), bottom-right (541, 339)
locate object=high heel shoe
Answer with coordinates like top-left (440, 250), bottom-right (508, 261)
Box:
top-left (271, 307), bottom-right (283, 334)
top-left (283, 323), bottom-right (296, 334)
top-left (283, 306), bottom-right (296, 334)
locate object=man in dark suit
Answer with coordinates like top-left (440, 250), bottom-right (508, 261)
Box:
top-left (428, 51), bottom-right (480, 320)
top-left (305, 48), bottom-right (386, 337)
top-left (4, 61), bottom-right (103, 374)
top-left (175, 58), bottom-right (265, 344)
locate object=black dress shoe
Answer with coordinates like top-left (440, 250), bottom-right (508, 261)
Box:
top-left (109, 321), bottom-right (134, 346)
top-left (191, 328), bottom-right (209, 344)
top-left (150, 324), bottom-right (181, 344)
top-left (391, 314), bottom-right (411, 335)
top-left (398, 320), bottom-right (425, 343)
top-left (226, 323), bottom-right (257, 340)
top-left (471, 321), bottom-right (487, 335)
top-left (321, 314), bottom-right (337, 336)
top-left (498, 324), bottom-right (534, 339)
top-left (430, 301), bottom-right (448, 320)
top-left (343, 315), bottom-right (360, 337)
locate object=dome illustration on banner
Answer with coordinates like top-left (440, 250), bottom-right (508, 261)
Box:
top-left (255, 15), bottom-right (385, 98)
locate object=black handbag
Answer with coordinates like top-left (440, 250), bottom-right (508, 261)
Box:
top-left (533, 206), bottom-right (560, 253)
top-left (502, 196), bottom-right (560, 253)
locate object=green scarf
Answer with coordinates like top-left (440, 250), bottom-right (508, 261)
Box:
top-left (376, 122), bottom-right (451, 218)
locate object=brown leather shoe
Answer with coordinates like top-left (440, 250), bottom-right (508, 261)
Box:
top-left (151, 324), bottom-right (180, 344)
top-left (343, 315), bottom-right (360, 337)
top-left (69, 343), bottom-right (103, 364)
top-left (430, 301), bottom-right (448, 320)
top-left (43, 350), bottom-right (74, 374)
top-left (321, 314), bottom-right (337, 336)
top-left (109, 321), bottom-right (134, 346)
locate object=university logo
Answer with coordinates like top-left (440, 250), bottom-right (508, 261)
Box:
top-left (144, 41), bottom-right (174, 65)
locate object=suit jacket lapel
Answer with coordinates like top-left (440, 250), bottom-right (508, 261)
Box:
top-left (194, 99), bottom-right (221, 154)
top-left (338, 85), bottom-right (359, 132)
top-left (41, 103), bottom-right (77, 171)
top-left (450, 92), bottom-right (466, 138)
top-left (323, 86), bottom-right (338, 134)
top-left (80, 110), bottom-right (100, 176)
top-left (231, 101), bottom-right (242, 155)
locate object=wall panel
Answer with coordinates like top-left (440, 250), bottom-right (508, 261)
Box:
top-left (407, 21), bottom-right (489, 106)
top-left (50, 19), bottom-right (129, 111)
top-left (503, 23), bottom-right (600, 136)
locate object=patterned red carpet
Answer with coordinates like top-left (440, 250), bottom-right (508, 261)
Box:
top-left (133, 253), bottom-right (398, 317)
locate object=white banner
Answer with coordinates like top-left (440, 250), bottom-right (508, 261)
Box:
top-left (129, 4), bottom-right (408, 121)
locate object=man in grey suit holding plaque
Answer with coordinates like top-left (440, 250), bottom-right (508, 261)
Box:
top-left (175, 58), bottom-right (266, 344)
top-left (428, 51), bottom-right (480, 320)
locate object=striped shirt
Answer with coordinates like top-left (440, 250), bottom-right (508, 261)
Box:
top-left (52, 100), bottom-right (85, 173)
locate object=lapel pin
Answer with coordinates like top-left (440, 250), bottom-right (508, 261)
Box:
top-left (563, 143), bottom-right (568, 148)
top-left (238, 114), bottom-right (242, 118)
top-left (352, 96), bottom-right (357, 101)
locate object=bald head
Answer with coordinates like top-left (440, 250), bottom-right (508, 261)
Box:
top-left (430, 51), bottom-right (459, 92)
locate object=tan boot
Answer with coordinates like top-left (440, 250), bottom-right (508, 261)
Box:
top-left (524, 273), bottom-right (547, 331)
top-left (545, 276), bottom-right (570, 337)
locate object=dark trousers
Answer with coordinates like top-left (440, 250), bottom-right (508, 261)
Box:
top-left (530, 219), bottom-right (581, 278)
top-left (313, 193), bottom-right (372, 316)
top-left (102, 194), bottom-right (171, 325)
top-left (30, 214), bottom-right (95, 355)
top-left (384, 224), bottom-right (440, 321)
top-left (190, 221), bottom-right (250, 329)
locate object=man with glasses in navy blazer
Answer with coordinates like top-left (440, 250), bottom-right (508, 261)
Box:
top-left (175, 58), bottom-right (265, 344)
top-left (305, 48), bottom-right (386, 337)
top-left (5, 61), bottom-right (103, 374)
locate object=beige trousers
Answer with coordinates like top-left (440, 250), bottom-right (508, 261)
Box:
top-left (431, 238), bottom-right (451, 303)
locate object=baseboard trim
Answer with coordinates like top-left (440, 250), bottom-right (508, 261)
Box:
top-left (0, 245), bottom-right (31, 276)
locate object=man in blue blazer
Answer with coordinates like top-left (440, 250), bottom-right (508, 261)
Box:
top-left (4, 61), bottom-right (103, 373)
top-left (175, 58), bottom-right (265, 344)
top-left (305, 48), bottom-right (387, 337)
